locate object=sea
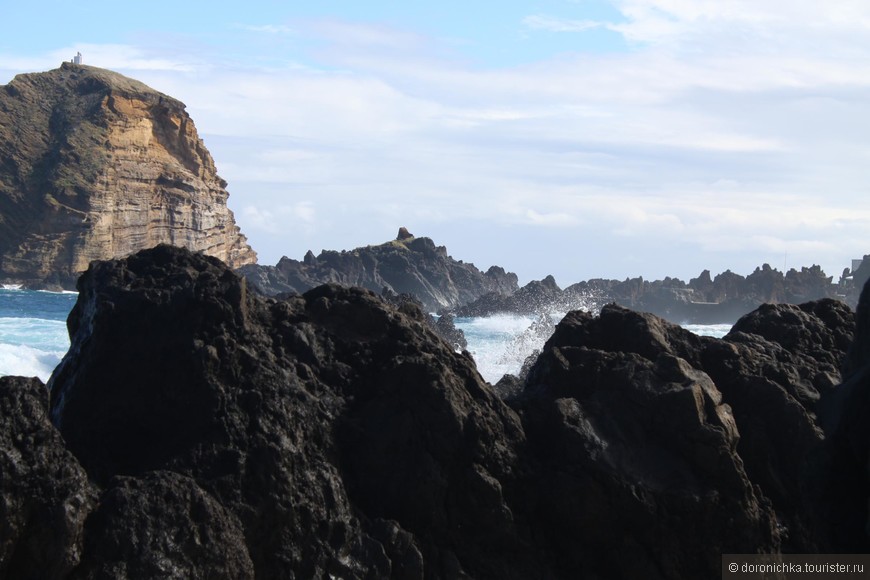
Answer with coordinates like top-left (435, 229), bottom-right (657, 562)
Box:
top-left (0, 288), bottom-right (733, 385)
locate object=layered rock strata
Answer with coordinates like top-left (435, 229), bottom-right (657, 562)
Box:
top-left (0, 63), bottom-right (255, 289)
top-left (0, 245), bottom-right (863, 578)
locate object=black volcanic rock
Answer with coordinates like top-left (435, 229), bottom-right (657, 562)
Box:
top-left (0, 376), bottom-right (95, 580)
top-left (0, 245), bottom-right (860, 577)
top-left (821, 276), bottom-right (870, 551)
top-left (239, 231), bottom-right (519, 312)
top-left (455, 275), bottom-right (567, 317)
top-left (457, 263), bottom-right (848, 325)
top-left (47, 245), bottom-right (535, 578)
top-left (522, 301), bottom-right (854, 554)
top-left (520, 346), bottom-right (779, 578)
top-left (380, 287), bottom-right (468, 350)
top-left (73, 471), bottom-right (254, 579)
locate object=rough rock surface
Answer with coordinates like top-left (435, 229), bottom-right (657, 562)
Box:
top-left (821, 277), bottom-right (870, 551)
top-left (454, 275), bottom-right (565, 317)
top-left (240, 227), bottom-right (518, 312)
top-left (73, 471), bottom-right (254, 579)
top-left (0, 376), bottom-right (95, 580)
top-left (525, 300), bottom-right (854, 554)
top-left (48, 245), bottom-right (532, 578)
top-left (0, 245), bottom-right (862, 578)
top-left (0, 63), bottom-right (255, 289)
top-left (380, 288), bottom-right (468, 350)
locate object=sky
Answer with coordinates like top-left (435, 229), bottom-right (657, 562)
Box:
top-left (2, 1), bottom-right (869, 286)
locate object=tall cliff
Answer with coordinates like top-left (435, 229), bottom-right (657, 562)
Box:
top-left (0, 62), bottom-right (256, 288)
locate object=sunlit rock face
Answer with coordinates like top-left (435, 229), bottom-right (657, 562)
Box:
top-left (0, 62), bottom-right (256, 289)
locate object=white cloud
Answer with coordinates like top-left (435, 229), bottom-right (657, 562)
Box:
top-left (242, 202), bottom-right (317, 235)
top-left (4, 9), bottom-right (870, 282)
top-left (0, 44), bottom-right (199, 76)
top-left (522, 15), bottom-right (603, 33)
top-left (240, 24), bottom-right (296, 35)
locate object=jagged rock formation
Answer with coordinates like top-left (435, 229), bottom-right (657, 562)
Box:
top-left (524, 299), bottom-right (854, 554)
top-left (380, 288), bottom-right (468, 350)
top-left (457, 262), bottom-right (846, 324)
top-left (0, 63), bottom-right (256, 289)
top-left (240, 227), bottom-right (518, 312)
top-left (455, 274), bottom-right (566, 317)
top-left (0, 246), bottom-right (862, 578)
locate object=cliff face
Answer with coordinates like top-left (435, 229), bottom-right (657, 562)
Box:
top-left (240, 228), bottom-right (519, 312)
top-left (0, 62), bottom-right (256, 288)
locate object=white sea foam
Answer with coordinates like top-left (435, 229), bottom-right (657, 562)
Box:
top-left (457, 313), bottom-right (561, 384)
top-left (0, 317), bottom-right (70, 350)
top-left (683, 323), bottom-right (733, 339)
top-left (0, 317), bottom-right (69, 382)
top-left (0, 343), bottom-right (66, 382)
top-left (459, 314), bottom-right (734, 384)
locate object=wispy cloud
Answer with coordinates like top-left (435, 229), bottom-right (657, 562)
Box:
top-left (522, 15), bottom-right (603, 33)
top-left (4, 7), bottom-right (870, 282)
top-left (239, 24), bottom-right (296, 35)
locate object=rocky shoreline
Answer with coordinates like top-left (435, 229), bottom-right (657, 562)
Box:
top-left (455, 260), bottom-right (870, 325)
top-left (2, 245), bottom-right (867, 579)
top-left (240, 226), bottom-right (870, 327)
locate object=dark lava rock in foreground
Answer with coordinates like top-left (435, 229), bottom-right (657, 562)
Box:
top-left (0, 376), bottom-right (95, 580)
top-left (0, 245), bottom-right (863, 579)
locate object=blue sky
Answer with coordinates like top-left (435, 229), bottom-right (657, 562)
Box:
top-left (2, 1), bottom-right (869, 285)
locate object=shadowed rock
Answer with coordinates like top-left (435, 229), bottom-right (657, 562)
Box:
top-left (821, 276), bottom-right (870, 551)
top-left (0, 376), bottom-right (95, 580)
top-left (0, 245), bottom-right (860, 578)
top-left (240, 233), bottom-right (518, 312)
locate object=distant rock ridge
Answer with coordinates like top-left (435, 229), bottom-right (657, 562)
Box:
top-left (240, 227), bottom-right (519, 312)
top-left (457, 260), bottom-right (865, 324)
top-left (0, 244), bottom-right (864, 577)
top-left (0, 63), bottom-right (256, 289)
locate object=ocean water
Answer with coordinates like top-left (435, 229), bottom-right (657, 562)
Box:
top-left (0, 289), bottom-right (733, 385)
top-left (457, 315), bottom-right (734, 383)
top-left (0, 288), bottom-right (77, 382)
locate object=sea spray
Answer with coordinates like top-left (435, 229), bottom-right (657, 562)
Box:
top-left (458, 313), bottom-right (734, 384)
top-left (0, 288), bottom-right (735, 385)
top-left (0, 289), bottom-right (76, 381)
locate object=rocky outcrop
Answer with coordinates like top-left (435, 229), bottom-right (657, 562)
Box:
top-left (520, 338), bottom-right (780, 578)
top-left (456, 263), bottom-right (844, 325)
top-left (381, 287), bottom-right (468, 350)
top-left (524, 300), bottom-right (854, 554)
top-left (0, 245), bottom-right (861, 578)
top-left (240, 228), bottom-right (518, 312)
top-left (820, 275), bottom-right (870, 551)
top-left (454, 275), bottom-right (567, 317)
top-left (0, 376), bottom-right (96, 580)
top-left (0, 63), bottom-right (255, 289)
